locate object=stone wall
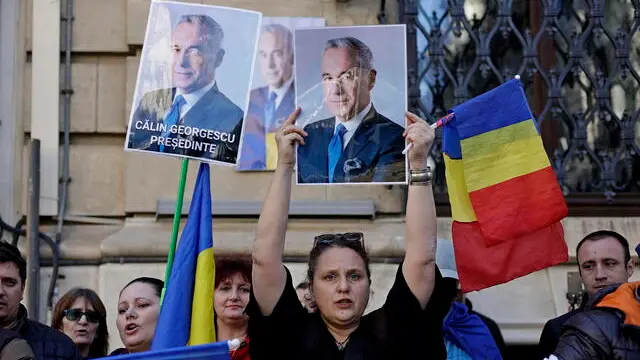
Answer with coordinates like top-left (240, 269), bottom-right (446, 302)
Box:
top-left (12, 0), bottom-right (640, 353)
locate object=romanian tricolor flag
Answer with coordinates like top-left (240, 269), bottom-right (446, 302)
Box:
top-left (152, 163), bottom-right (218, 349)
top-left (443, 79), bottom-right (569, 292)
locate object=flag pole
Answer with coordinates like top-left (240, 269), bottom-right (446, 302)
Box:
top-left (161, 158), bottom-right (189, 304)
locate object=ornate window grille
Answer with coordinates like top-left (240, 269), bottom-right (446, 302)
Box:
top-left (399, 0), bottom-right (640, 214)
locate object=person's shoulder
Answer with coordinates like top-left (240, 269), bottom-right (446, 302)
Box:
top-left (303, 117), bottom-right (333, 132)
top-left (368, 110), bottom-right (404, 133)
top-left (24, 319), bottom-right (74, 344)
top-left (549, 308), bottom-right (582, 326)
top-left (136, 88), bottom-right (173, 111)
top-left (250, 86), bottom-right (267, 99)
top-left (209, 88), bottom-right (242, 115)
top-left (564, 308), bottom-right (622, 331)
top-left (22, 320), bottom-right (78, 358)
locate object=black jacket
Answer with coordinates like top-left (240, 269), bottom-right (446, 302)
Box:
top-left (553, 282), bottom-right (640, 360)
top-left (10, 304), bottom-right (80, 360)
top-left (538, 308), bottom-right (582, 358)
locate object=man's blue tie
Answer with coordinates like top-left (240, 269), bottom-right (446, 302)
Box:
top-left (264, 91), bottom-right (277, 132)
top-left (328, 123), bottom-right (347, 183)
top-left (159, 95), bottom-right (185, 152)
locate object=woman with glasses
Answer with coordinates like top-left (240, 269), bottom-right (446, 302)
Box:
top-left (51, 288), bottom-right (109, 359)
top-left (110, 277), bottom-right (163, 355)
top-left (247, 109), bottom-right (447, 359)
top-left (214, 257), bottom-right (252, 360)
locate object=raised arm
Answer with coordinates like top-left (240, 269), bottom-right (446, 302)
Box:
top-left (251, 108), bottom-right (307, 315)
top-left (402, 112), bottom-right (437, 309)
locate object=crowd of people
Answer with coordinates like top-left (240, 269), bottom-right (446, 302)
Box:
top-left (0, 110), bottom-right (638, 359)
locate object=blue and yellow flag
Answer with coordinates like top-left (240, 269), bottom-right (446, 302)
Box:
top-left (105, 341), bottom-right (231, 360)
top-left (152, 163), bottom-right (217, 349)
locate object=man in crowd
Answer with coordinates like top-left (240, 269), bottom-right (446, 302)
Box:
top-left (0, 241), bottom-right (80, 359)
top-left (546, 243), bottom-right (640, 359)
top-left (538, 230), bottom-right (635, 358)
top-left (239, 23), bottom-right (295, 171)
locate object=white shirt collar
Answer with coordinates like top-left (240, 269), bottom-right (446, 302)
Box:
top-left (334, 102), bottom-right (373, 148)
top-left (268, 75), bottom-right (294, 109)
top-left (175, 79), bottom-right (216, 107)
top-left (174, 80), bottom-right (216, 118)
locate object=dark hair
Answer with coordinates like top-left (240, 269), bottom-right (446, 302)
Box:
top-left (0, 241), bottom-right (26, 284)
top-left (120, 277), bottom-right (164, 299)
top-left (440, 278), bottom-right (460, 305)
top-left (215, 256), bottom-right (252, 289)
top-left (307, 236), bottom-right (371, 285)
top-left (177, 14), bottom-right (224, 51)
top-left (296, 281), bottom-right (310, 290)
top-left (51, 288), bottom-right (109, 358)
top-left (576, 230), bottom-right (631, 265)
top-left (324, 37), bottom-right (373, 69)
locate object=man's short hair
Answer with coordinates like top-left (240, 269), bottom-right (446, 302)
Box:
top-left (323, 37), bottom-right (373, 70)
top-left (176, 14), bottom-right (224, 53)
top-left (576, 230), bottom-right (631, 265)
top-left (0, 241), bottom-right (27, 283)
top-left (296, 281), bottom-right (310, 290)
top-left (262, 24), bottom-right (293, 60)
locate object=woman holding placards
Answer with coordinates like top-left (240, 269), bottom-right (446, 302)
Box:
top-left (246, 108), bottom-right (448, 359)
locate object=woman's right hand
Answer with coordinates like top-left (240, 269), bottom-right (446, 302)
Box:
top-left (275, 108), bottom-right (307, 168)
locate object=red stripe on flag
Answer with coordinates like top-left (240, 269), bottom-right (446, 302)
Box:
top-left (452, 220), bottom-right (568, 293)
top-left (468, 166), bottom-right (568, 247)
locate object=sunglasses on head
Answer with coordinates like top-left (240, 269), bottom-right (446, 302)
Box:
top-left (312, 232), bottom-right (365, 249)
top-left (64, 308), bottom-right (100, 323)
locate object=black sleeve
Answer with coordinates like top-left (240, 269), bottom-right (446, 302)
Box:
top-left (538, 319), bottom-right (559, 359)
top-left (552, 313), bottom-right (609, 360)
top-left (378, 263), bottom-right (447, 359)
top-left (246, 266), bottom-right (308, 359)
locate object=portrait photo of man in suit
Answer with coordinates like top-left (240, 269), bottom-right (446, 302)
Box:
top-left (237, 23), bottom-right (295, 171)
top-left (296, 35), bottom-right (407, 184)
top-left (126, 13), bottom-right (244, 165)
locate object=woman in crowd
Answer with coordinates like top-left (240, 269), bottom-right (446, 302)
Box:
top-left (51, 288), bottom-right (109, 359)
top-left (214, 257), bottom-right (252, 360)
top-left (246, 108), bottom-right (448, 359)
top-left (110, 277), bottom-right (163, 355)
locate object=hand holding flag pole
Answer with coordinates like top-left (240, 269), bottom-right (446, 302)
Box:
top-left (402, 113), bottom-right (455, 155)
top-left (401, 75), bottom-right (521, 156)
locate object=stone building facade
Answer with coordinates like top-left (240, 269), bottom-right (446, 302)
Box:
top-left (0, 0), bottom-right (637, 353)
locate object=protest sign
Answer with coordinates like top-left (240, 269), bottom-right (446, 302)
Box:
top-left (294, 25), bottom-right (408, 185)
top-left (236, 17), bottom-right (326, 172)
top-left (124, 0), bottom-right (261, 166)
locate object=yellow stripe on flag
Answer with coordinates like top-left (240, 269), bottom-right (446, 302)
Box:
top-left (460, 119), bottom-right (540, 154)
top-left (265, 132), bottom-right (278, 170)
top-left (444, 154), bottom-right (477, 222)
top-left (188, 247), bottom-right (215, 345)
top-left (460, 120), bottom-right (550, 192)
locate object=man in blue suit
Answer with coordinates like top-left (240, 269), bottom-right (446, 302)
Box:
top-left (238, 24), bottom-right (295, 171)
top-left (297, 37), bottom-right (406, 183)
top-left (126, 14), bottom-right (243, 164)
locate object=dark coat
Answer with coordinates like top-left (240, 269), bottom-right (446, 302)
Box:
top-left (552, 282), bottom-right (640, 360)
top-left (538, 308), bottom-right (583, 358)
top-left (297, 106), bottom-right (406, 184)
top-left (10, 305), bottom-right (80, 360)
